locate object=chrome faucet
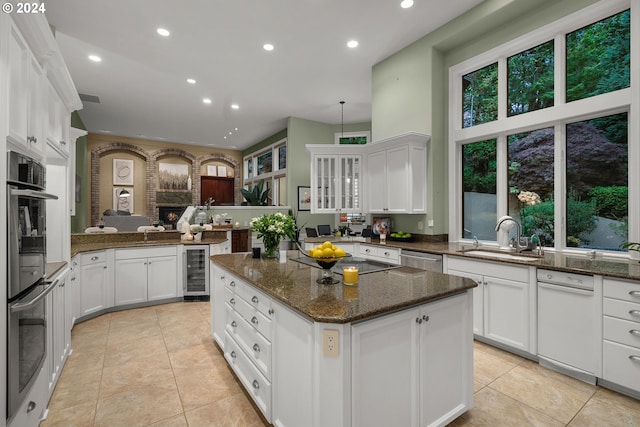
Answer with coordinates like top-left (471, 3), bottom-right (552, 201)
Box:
top-left (495, 216), bottom-right (525, 253)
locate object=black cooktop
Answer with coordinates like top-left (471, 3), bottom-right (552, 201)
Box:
top-left (292, 256), bottom-right (400, 275)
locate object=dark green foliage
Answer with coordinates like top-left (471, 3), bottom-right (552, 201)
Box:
top-left (588, 186), bottom-right (628, 220)
top-left (508, 41), bottom-right (554, 116)
top-left (521, 200), bottom-right (555, 245)
top-left (463, 63), bottom-right (498, 128)
top-left (566, 193), bottom-right (598, 246)
top-left (241, 179), bottom-right (270, 206)
top-left (462, 139), bottom-right (497, 194)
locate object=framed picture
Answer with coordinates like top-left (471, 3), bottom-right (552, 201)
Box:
top-left (372, 216), bottom-right (391, 235)
top-left (113, 187), bottom-right (134, 213)
top-left (207, 165), bottom-right (217, 176)
top-left (298, 186), bottom-right (311, 211)
top-left (113, 159), bottom-right (134, 185)
top-left (335, 131), bottom-right (370, 145)
top-left (158, 162), bottom-right (189, 190)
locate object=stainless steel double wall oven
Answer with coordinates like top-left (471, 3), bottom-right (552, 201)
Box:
top-left (6, 151), bottom-right (58, 421)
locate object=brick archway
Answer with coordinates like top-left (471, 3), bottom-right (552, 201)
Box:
top-left (198, 154), bottom-right (242, 205)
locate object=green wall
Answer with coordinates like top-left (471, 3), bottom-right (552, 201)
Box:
top-left (371, 0), bottom-right (600, 237)
top-left (70, 111), bottom-right (88, 233)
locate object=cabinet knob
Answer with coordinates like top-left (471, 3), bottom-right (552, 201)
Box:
top-left (26, 401), bottom-right (36, 413)
top-left (384, 251), bottom-right (390, 256)
top-left (251, 316), bottom-right (259, 325)
top-left (229, 298), bottom-right (235, 305)
top-left (253, 343), bottom-right (260, 352)
top-left (231, 321), bottom-right (237, 328)
top-left (251, 296), bottom-right (259, 303)
top-left (629, 310), bottom-right (640, 318)
top-left (230, 281), bottom-right (236, 287)
top-left (268, 308), bottom-right (274, 315)
top-left (629, 355), bottom-right (640, 363)
top-left (70, 277), bottom-right (76, 281)
top-left (230, 351), bottom-right (236, 359)
top-left (629, 329), bottom-right (640, 337)
top-left (220, 275), bottom-right (225, 280)
top-left (416, 317), bottom-right (423, 324)
top-left (103, 266), bottom-right (107, 269)
top-left (91, 256), bottom-right (99, 261)
top-left (252, 379), bottom-right (260, 390)
top-left (630, 290), bottom-right (640, 297)
top-left (60, 140), bottom-right (66, 145)
top-left (422, 315), bottom-right (429, 322)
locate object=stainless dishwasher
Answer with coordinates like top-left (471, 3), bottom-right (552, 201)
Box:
top-left (399, 250), bottom-right (443, 272)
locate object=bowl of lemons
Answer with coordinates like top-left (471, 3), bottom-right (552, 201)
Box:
top-left (303, 241), bottom-right (351, 284)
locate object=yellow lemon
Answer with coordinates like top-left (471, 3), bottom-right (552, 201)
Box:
top-left (334, 247), bottom-right (346, 257)
top-left (312, 249), bottom-right (324, 258)
top-left (331, 245), bottom-right (337, 251)
top-left (322, 241), bottom-right (333, 249)
top-left (322, 247), bottom-right (334, 257)
top-left (308, 249), bottom-right (315, 257)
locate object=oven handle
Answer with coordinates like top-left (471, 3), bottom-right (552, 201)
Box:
top-left (10, 189), bottom-right (59, 200)
top-left (10, 280), bottom-right (58, 312)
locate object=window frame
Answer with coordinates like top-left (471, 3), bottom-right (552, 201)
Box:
top-left (243, 138), bottom-right (288, 206)
top-left (448, 0), bottom-right (638, 258)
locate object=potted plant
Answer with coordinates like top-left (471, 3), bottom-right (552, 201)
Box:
top-left (190, 225), bottom-right (205, 241)
top-left (241, 179), bottom-right (270, 206)
top-left (250, 212), bottom-right (296, 258)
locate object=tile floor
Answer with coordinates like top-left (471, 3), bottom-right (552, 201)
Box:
top-left (42, 301), bottom-right (640, 427)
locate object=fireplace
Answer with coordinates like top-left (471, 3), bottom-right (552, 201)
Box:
top-left (158, 206), bottom-right (187, 230)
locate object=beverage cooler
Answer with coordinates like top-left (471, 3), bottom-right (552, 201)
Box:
top-left (183, 245), bottom-right (210, 300)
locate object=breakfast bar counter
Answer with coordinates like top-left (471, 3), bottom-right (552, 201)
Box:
top-left (209, 251), bottom-right (476, 427)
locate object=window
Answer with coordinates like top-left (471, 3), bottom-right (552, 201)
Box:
top-left (450, 1), bottom-right (635, 254)
top-left (244, 139), bottom-right (287, 206)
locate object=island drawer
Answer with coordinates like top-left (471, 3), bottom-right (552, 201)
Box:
top-left (604, 278), bottom-right (640, 303)
top-left (604, 298), bottom-right (640, 323)
top-left (604, 316), bottom-right (640, 349)
top-left (236, 298), bottom-right (272, 341)
top-left (235, 281), bottom-right (272, 318)
top-left (115, 246), bottom-right (175, 260)
top-left (226, 306), bottom-right (272, 379)
top-left (224, 331), bottom-right (272, 421)
top-left (81, 251), bottom-right (106, 266)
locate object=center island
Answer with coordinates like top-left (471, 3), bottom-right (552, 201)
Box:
top-left (209, 251), bottom-right (477, 427)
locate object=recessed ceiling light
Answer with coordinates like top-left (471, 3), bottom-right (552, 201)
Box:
top-left (347, 40), bottom-right (359, 48)
top-left (88, 54), bottom-right (102, 62)
top-left (224, 136), bottom-right (227, 139)
top-left (157, 28), bottom-right (170, 37)
top-left (235, 127), bottom-right (238, 131)
top-left (229, 132), bottom-right (232, 135)
top-left (203, 98), bottom-right (212, 104)
top-left (263, 43), bottom-right (274, 51)
top-left (400, 0), bottom-right (414, 8)
top-left (186, 78), bottom-right (196, 84)
top-left (231, 104), bottom-right (239, 110)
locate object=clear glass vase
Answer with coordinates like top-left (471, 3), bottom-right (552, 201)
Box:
top-left (263, 235), bottom-right (281, 258)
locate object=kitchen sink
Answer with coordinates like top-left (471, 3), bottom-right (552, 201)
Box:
top-left (457, 249), bottom-right (542, 262)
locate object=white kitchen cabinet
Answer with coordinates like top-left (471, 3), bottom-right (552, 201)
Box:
top-left (46, 82), bottom-right (70, 156)
top-left (352, 291), bottom-right (473, 427)
top-left (114, 247), bottom-right (178, 305)
top-left (211, 239), bottom-right (231, 255)
top-left (211, 265), bottom-right (228, 349)
top-left (446, 255), bottom-right (534, 354)
top-left (307, 145), bottom-right (362, 213)
top-left (68, 256), bottom-right (81, 326)
top-left (603, 277), bottom-right (640, 394)
top-left (6, 19), bottom-right (46, 159)
top-left (367, 133), bottom-right (428, 214)
top-left (358, 243), bottom-right (401, 264)
top-left (45, 269), bottom-right (70, 397)
top-left (80, 251), bottom-right (111, 317)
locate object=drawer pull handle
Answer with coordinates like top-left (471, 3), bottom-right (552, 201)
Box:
top-left (629, 355), bottom-right (640, 363)
top-left (230, 351), bottom-right (236, 359)
top-left (27, 401), bottom-right (36, 413)
top-left (220, 275), bottom-right (225, 280)
top-left (422, 315), bottom-right (429, 322)
top-left (252, 379), bottom-right (260, 390)
top-left (384, 251), bottom-right (390, 256)
top-left (91, 256), bottom-right (99, 261)
top-left (630, 290), bottom-right (640, 297)
top-left (251, 316), bottom-right (259, 325)
top-left (231, 321), bottom-right (237, 328)
top-left (268, 308), bottom-right (274, 315)
top-left (629, 310), bottom-right (640, 317)
top-left (230, 281), bottom-right (235, 287)
top-left (253, 343), bottom-right (260, 352)
top-left (416, 317), bottom-right (423, 324)
top-left (71, 277), bottom-right (76, 281)
top-left (251, 296), bottom-right (259, 303)
top-left (630, 329), bottom-right (640, 337)
top-left (230, 298), bottom-right (235, 305)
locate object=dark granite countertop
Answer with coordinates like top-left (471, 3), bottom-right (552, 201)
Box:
top-left (209, 251), bottom-right (476, 324)
top-left (305, 238), bottom-right (640, 281)
top-left (70, 230), bottom-right (229, 257)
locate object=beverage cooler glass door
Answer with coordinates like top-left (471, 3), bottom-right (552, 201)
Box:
top-left (184, 246), bottom-right (210, 295)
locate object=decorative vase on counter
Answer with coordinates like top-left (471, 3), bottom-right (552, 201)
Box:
top-left (262, 234), bottom-right (281, 258)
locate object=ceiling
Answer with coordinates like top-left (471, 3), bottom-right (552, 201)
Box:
top-left (45, 0), bottom-right (484, 150)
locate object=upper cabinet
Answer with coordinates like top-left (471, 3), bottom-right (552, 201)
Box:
top-left (308, 145), bottom-right (363, 213)
top-left (5, 21), bottom-right (46, 159)
top-left (47, 82), bottom-right (71, 156)
top-left (308, 132), bottom-right (429, 215)
top-left (367, 133), bottom-right (428, 214)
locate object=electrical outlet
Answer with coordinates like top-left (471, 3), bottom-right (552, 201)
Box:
top-left (428, 219), bottom-right (434, 228)
top-left (418, 221), bottom-right (424, 230)
top-left (323, 329), bottom-right (339, 357)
